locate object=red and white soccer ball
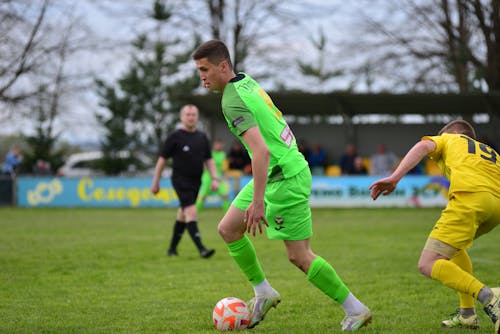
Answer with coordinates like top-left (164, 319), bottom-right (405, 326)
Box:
top-left (212, 297), bottom-right (250, 331)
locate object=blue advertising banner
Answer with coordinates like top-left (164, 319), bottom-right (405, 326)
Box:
top-left (309, 175), bottom-right (449, 208)
top-left (17, 175), bottom-right (449, 208)
top-left (17, 177), bottom-right (174, 207)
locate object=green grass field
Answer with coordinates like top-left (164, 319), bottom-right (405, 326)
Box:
top-left (0, 207), bottom-right (498, 333)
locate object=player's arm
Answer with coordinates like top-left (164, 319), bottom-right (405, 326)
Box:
top-left (370, 140), bottom-right (436, 200)
top-left (151, 156), bottom-right (167, 195)
top-left (205, 158), bottom-right (219, 190)
top-left (241, 126), bottom-right (270, 235)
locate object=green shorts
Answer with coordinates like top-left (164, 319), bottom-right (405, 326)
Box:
top-left (232, 167), bottom-right (312, 240)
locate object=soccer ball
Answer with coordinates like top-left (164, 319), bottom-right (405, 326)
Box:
top-left (212, 297), bottom-right (250, 331)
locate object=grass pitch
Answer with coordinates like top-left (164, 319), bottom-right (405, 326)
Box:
top-left (0, 207), bottom-right (498, 333)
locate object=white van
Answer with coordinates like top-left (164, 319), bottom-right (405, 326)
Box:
top-left (57, 151), bottom-right (170, 177)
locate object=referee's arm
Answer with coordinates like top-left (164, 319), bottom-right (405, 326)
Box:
top-left (151, 156), bottom-right (167, 195)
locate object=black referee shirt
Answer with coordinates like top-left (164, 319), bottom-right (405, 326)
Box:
top-left (160, 129), bottom-right (212, 179)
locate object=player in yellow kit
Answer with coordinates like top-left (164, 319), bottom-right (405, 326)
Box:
top-left (370, 119), bottom-right (500, 333)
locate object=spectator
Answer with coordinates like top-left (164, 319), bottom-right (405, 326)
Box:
top-left (478, 135), bottom-right (498, 152)
top-left (227, 140), bottom-right (251, 174)
top-left (409, 158), bottom-right (426, 175)
top-left (307, 143), bottom-right (327, 175)
top-left (339, 144), bottom-right (359, 175)
top-left (370, 144), bottom-right (399, 176)
top-left (2, 145), bottom-right (23, 176)
top-left (297, 139), bottom-right (311, 165)
top-left (33, 159), bottom-right (52, 175)
top-left (351, 156), bottom-right (368, 175)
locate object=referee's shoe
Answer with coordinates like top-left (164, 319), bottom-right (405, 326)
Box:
top-left (200, 248), bottom-right (215, 258)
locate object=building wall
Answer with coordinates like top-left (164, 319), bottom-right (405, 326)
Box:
top-left (203, 116), bottom-right (500, 163)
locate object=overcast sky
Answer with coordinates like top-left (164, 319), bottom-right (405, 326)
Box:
top-left (2, 1), bottom-right (373, 143)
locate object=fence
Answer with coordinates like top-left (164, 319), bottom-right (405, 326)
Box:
top-left (12, 175), bottom-right (450, 208)
top-left (0, 176), bottom-right (14, 206)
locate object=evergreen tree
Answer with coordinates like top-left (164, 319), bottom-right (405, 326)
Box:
top-left (95, 0), bottom-right (200, 175)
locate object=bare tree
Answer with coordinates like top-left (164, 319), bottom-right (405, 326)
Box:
top-left (297, 26), bottom-right (345, 88)
top-left (23, 13), bottom-right (75, 171)
top-left (181, 0), bottom-right (306, 73)
top-left (344, 0), bottom-right (500, 93)
top-left (0, 1), bottom-right (100, 123)
top-left (0, 0), bottom-right (50, 106)
top-left (0, 0), bottom-right (112, 170)
top-left (470, 0), bottom-right (500, 91)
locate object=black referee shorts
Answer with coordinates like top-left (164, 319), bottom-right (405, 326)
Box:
top-left (172, 176), bottom-right (201, 208)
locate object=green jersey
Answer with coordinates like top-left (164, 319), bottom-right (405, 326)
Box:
top-left (200, 149), bottom-right (226, 183)
top-left (222, 73), bottom-right (307, 182)
top-left (212, 150), bottom-right (226, 178)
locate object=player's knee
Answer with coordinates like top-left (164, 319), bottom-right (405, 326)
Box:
top-left (217, 221), bottom-right (241, 242)
top-left (417, 259), bottom-right (432, 277)
top-left (287, 253), bottom-right (307, 272)
top-left (287, 254), bottom-right (301, 269)
top-left (217, 222), bottom-right (228, 239)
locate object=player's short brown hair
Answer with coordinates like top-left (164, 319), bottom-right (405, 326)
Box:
top-left (438, 119), bottom-right (476, 139)
top-left (192, 40), bottom-right (233, 69)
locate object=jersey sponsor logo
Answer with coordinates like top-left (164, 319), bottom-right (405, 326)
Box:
top-left (280, 125), bottom-right (294, 147)
top-left (232, 116), bottom-right (245, 128)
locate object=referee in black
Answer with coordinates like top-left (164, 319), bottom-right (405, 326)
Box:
top-left (151, 104), bottom-right (219, 258)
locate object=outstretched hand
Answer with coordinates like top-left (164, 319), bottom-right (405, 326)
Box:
top-left (369, 177), bottom-right (398, 200)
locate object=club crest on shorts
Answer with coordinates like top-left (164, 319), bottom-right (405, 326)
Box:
top-left (274, 216), bottom-right (285, 231)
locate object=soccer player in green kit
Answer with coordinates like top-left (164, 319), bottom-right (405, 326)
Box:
top-left (192, 40), bottom-right (371, 331)
top-left (196, 139), bottom-right (230, 213)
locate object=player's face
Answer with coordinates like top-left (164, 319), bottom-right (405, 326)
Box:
top-left (195, 58), bottom-right (224, 91)
top-left (213, 141), bottom-right (224, 151)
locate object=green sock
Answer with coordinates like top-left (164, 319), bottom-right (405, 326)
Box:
top-left (307, 256), bottom-right (350, 304)
top-left (227, 235), bottom-right (265, 286)
top-left (195, 198), bottom-right (203, 213)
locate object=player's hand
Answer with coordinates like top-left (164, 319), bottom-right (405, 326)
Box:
top-left (369, 177), bottom-right (397, 200)
top-left (211, 179), bottom-right (219, 191)
top-left (151, 183), bottom-right (160, 195)
top-left (244, 200), bottom-right (268, 236)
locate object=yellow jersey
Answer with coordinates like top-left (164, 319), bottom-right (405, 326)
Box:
top-left (423, 133), bottom-right (500, 196)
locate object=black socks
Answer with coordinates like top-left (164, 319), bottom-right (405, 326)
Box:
top-left (169, 220), bottom-right (215, 258)
top-left (186, 220), bottom-right (205, 251)
top-left (168, 220), bottom-right (186, 253)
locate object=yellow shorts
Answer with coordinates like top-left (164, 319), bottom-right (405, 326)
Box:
top-left (429, 191), bottom-right (500, 250)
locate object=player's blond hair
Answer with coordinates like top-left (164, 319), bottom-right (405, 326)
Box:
top-left (438, 119), bottom-right (476, 139)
